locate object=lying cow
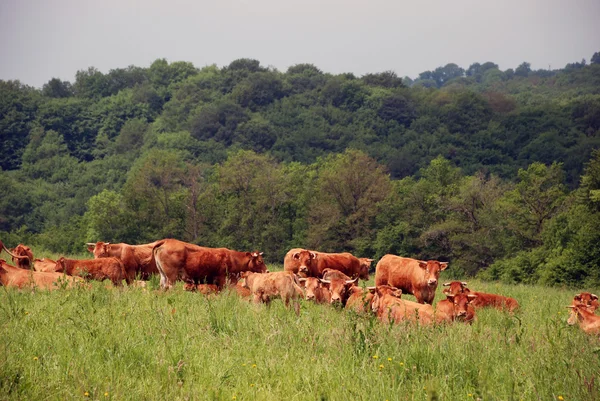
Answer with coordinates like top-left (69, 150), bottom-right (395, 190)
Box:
top-left (572, 292), bottom-right (599, 312)
top-left (33, 258), bottom-right (58, 272)
top-left (55, 257), bottom-right (128, 286)
top-left (371, 285), bottom-right (433, 325)
top-left (0, 240), bottom-right (31, 269)
top-left (152, 239), bottom-right (268, 290)
top-left (0, 259), bottom-right (84, 290)
top-left (442, 281), bottom-right (519, 312)
top-left (87, 241), bottom-right (164, 281)
top-left (567, 304), bottom-right (600, 334)
top-left (345, 286), bottom-right (376, 314)
top-left (283, 248), bottom-right (369, 280)
top-left (375, 255), bottom-right (448, 304)
top-left (435, 293), bottom-right (477, 324)
top-left (241, 271), bottom-right (304, 308)
top-left (11, 244), bottom-right (34, 269)
top-left (299, 277), bottom-right (331, 304)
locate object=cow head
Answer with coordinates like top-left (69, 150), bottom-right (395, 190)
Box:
top-left (418, 260), bottom-right (448, 287)
top-left (574, 292), bottom-right (599, 309)
top-left (246, 251), bottom-right (268, 273)
top-left (445, 293), bottom-right (477, 320)
top-left (11, 244), bottom-right (33, 268)
top-left (566, 304), bottom-right (588, 326)
top-left (299, 277), bottom-right (320, 301)
top-left (87, 242), bottom-right (111, 258)
top-left (320, 277), bottom-right (358, 304)
top-left (292, 250), bottom-right (316, 275)
top-left (371, 285), bottom-right (402, 314)
top-left (358, 258), bottom-right (373, 280)
top-left (442, 281), bottom-right (468, 296)
top-left (54, 257), bottom-right (67, 273)
top-left (239, 271), bottom-right (255, 289)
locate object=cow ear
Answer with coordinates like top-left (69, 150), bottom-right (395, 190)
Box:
top-left (442, 288), bottom-right (451, 295)
top-left (418, 261), bottom-right (427, 269)
top-left (310, 252), bottom-right (317, 259)
top-left (440, 262), bottom-right (449, 271)
top-left (393, 289), bottom-right (403, 298)
top-left (246, 252), bottom-right (252, 257)
top-left (292, 252), bottom-right (300, 260)
top-left (445, 294), bottom-right (455, 301)
top-left (86, 244), bottom-right (95, 252)
top-left (592, 294), bottom-right (599, 301)
top-left (467, 294), bottom-right (478, 301)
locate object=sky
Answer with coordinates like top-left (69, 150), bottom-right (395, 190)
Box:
top-left (1, 0), bottom-right (599, 88)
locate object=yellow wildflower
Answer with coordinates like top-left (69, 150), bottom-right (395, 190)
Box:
top-left (84, 392), bottom-right (89, 397)
top-left (387, 357), bottom-right (392, 361)
top-left (252, 364), bottom-right (257, 368)
top-left (399, 362), bottom-right (404, 366)
top-left (468, 394), bottom-right (472, 397)
top-left (232, 396), bottom-right (237, 400)
top-left (104, 392), bottom-right (109, 397)
top-left (379, 364), bottom-right (384, 369)
top-left (558, 397), bottom-right (564, 401)
top-left (250, 383), bottom-right (255, 387)
top-left (25, 311), bottom-right (29, 315)
top-left (33, 357), bottom-right (38, 361)
top-left (372, 355), bottom-right (379, 359)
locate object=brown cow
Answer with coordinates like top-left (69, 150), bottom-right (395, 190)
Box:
top-left (0, 259), bottom-right (84, 290)
top-left (87, 241), bottom-right (162, 281)
top-left (320, 269), bottom-right (359, 305)
top-left (371, 285), bottom-right (433, 325)
top-left (152, 239), bottom-right (268, 290)
top-left (567, 304), bottom-right (600, 334)
top-left (299, 277), bottom-right (331, 304)
top-left (283, 248), bottom-right (369, 280)
top-left (442, 281), bottom-right (519, 312)
top-left (184, 283), bottom-right (219, 295)
top-left (572, 292), bottom-right (599, 312)
top-left (10, 244), bottom-right (34, 269)
top-left (0, 240), bottom-right (30, 269)
top-left (435, 293), bottom-right (477, 324)
top-left (33, 258), bottom-right (58, 272)
top-left (241, 271), bottom-right (304, 307)
top-left (345, 286), bottom-right (376, 313)
top-left (55, 257), bottom-right (128, 286)
top-left (375, 255), bottom-right (448, 304)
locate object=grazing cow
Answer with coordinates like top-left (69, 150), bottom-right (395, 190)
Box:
top-left (567, 304), bottom-right (600, 334)
top-left (55, 257), bottom-right (128, 286)
top-left (10, 244), bottom-right (34, 269)
top-left (33, 258), bottom-right (58, 272)
top-left (345, 286), bottom-right (376, 313)
top-left (0, 240), bottom-right (30, 269)
top-left (299, 277), bottom-right (331, 304)
top-left (152, 239), bottom-right (268, 290)
top-left (442, 281), bottom-right (519, 312)
top-left (371, 285), bottom-right (433, 325)
top-left (0, 259), bottom-right (84, 290)
top-left (572, 292), bottom-right (599, 312)
top-left (241, 271), bottom-right (304, 307)
top-left (87, 241), bottom-right (162, 281)
top-left (283, 248), bottom-right (369, 280)
top-left (375, 255), bottom-right (448, 304)
top-left (435, 293), bottom-right (477, 324)
top-left (320, 269), bottom-right (359, 305)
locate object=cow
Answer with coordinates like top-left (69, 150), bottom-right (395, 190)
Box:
top-left (320, 268), bottom-right (359, 305)
top-left (435, 293), bottom-right (477, 324)
top-left (0, 240), bottom-right (30, 269)
top-left (572, 292), bottom-right (599, 312)
top-left (152, 239), bottom-right (268, 290)
top-left (33, 258), bottom-right (58, 272)
top-left (0, 259), bottom-right (84, 290)
top-left (241, 271), bottom-right (304, 308)
top-left (184, 283), bottom-right (219, 295)
top-left (283, 248), bottom-right (369, 280)
top-left (375, 255), bottom-right (448, 304)
top-left (567, 304), bottom-right (600, 334)
top-left (87, 241), bottom-right (162, 281)
top-left (359, 258), bottom-right (374, 276)
top-left (55, 257), bottom-right (128, 286)
top-left (371, 285), bottom-right (433, 325)
top-left (298, 277), bottom-right (331, 304)
top-left (345, 286), bottom-right (376, 313)
top-left (10, 244), bottom-right (34, 269)
top-left (442, 281), bottom-right (519, 312)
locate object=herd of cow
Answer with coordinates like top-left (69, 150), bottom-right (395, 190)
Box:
top-left (1, 239), bottom-right (599, 334)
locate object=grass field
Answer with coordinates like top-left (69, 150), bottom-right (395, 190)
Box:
top-left (1, 262), bottom-right (599, 400)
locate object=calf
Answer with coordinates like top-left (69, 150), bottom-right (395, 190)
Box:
top-left (371, 285), bottom-right (433, 325)
top-left (241, 271), bottom-right (304, 307)
top-left (435, 293), bottom-right (477, 324)
top-left (55, 257), bottom-right (128, 286)
top-left (345, 286), bottom-right (375, 314)
top-left (442, 281), bottom-right (519, 312)
top-left (299, 277), bottom-right (331, 304)
top-left (0, 259), bottom-right (83, 290)
top-left (567, 304), bottom-right (600, 334)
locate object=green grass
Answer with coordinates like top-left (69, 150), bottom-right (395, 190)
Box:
top-left (1, 267), bottom-right (599, 400)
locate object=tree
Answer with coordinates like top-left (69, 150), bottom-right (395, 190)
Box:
top-left (361, 71), bottom-right (404, 88)
top-left (591, 52), bottom-right (600, 65)
top-left (42, 78), bottom-right (73, 98)
top-left (515, 62), bottom-right (531, 77)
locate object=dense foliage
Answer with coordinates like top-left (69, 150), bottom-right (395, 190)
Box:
top-left (1, 55), bottom-right (600, 286)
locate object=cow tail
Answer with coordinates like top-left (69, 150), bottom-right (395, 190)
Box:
top-left (152, 240), bottom-right (168, 289)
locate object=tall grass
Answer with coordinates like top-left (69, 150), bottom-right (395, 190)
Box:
top-left (1, 274), bottom-right (599, 400)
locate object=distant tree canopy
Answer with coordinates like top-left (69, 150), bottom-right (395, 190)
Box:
top-left (1, 54), bottom-right (600, 286)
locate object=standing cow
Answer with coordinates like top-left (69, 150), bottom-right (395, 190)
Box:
top-left (375, 255), bottom-right (448, 304)
top-left (152, 239), bottom-right (268, 290)
top-left (87, 241), bottom-right (162, 280)
top-left (283, 248), bottom-right (369, 280)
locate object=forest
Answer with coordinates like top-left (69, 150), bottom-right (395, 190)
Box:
top-left (1, 53), bottom-right (600, 287)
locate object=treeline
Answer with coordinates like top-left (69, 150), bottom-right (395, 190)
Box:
top-left (1, 55), bottom-right (600, 286)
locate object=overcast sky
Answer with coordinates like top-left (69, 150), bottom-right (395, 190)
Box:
top-left (1, 0), bottom-right (599, 88)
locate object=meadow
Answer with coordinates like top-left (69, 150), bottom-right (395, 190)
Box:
top-left (1, 262), bottom-right (599, 401)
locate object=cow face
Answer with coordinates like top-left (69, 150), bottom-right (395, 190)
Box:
top-left (246, 251), bottom-right (268, 273)
top-left (418, 260), bottom-right (448, 287)
top-left (292, 250), bottom-right (316, 275)
top-left (358, 258), bottom-right (373, 280)
top-left (574, 292), bottom-right (599, 309)
top-left (442, 281), bottom-right (468, 296)
top-left (54, 257), bottom-right (66, 273)
top-left (371, 285), bottom-right (403, 313)
top-left (321, 277), bottom-right (358, 304)
top-left (301, 277), bottom-right (321, 301)
top-left (446, 293), bottom-right (477, 320)
top-left (89, 242), bottom-right (111, 258)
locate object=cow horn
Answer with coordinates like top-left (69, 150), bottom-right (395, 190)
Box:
top-left (0, 241), bottom-right (27, 260)
top-left (86, 242), bottom-right (95, 246)
top-left (566, 306), bottom-right (575, 309)
top-left (345, 277), bottom-right (359, 284)
top-left (293, 252), bottom-right (300, 259)
top-left (319, 278), bottom-right (331, 284)
top-left (366, 286), bottom-right (376, 290)
top-left (442, 282), bottom-right (451, 286)
top-left (592, 294), bottom-right (599, 300)
top-left (298, 278), bottom-right (307, 283)
top-left (310, 252), bottom-right (316, 259)
top-left (461, 282), bottom-right (468, 286)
